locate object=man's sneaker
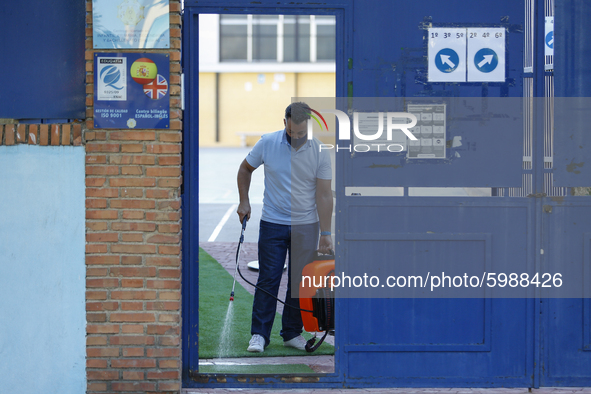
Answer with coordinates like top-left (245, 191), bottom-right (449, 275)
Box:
top-left (247, 334), bottom-right (265, 352)
top-left (283, 335), bottom-right (307, 351)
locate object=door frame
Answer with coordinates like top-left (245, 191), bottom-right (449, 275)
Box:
top-left (180, 0), bottom-right (578, 389)
top-left (181, 0), bottom-right (353, 388)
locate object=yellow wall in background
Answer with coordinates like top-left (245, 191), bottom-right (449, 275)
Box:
top-left (295, 74), bottom-right (337, 145)
top-left (219, 72), bottom-right (295, 147)
top-left (296, 73), bottom-right (336, 97)
top-left (198, 72), bottom-right (336, 147)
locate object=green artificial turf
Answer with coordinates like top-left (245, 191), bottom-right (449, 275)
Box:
top-left (198, 364), bottom-right (315, 374)
top-left (198, 247), bottom-right (334, 358)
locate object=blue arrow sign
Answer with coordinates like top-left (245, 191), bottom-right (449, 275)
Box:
top-left (435, 48), bottom-right (460, 73)
top-left (546, 31), bottom-right (554, 49)
top-left (474, 48), bottom-right (499, 73)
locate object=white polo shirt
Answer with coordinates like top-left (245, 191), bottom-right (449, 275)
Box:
top-left (245, 129), bottom-right (332, 225)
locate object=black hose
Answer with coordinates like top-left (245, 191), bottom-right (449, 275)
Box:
top-left (235, 249), bottom-right (314, 313)
top-left (305, 330), bottom-right (329, 352)
top-left (234, 217), bottom-right (314, 313)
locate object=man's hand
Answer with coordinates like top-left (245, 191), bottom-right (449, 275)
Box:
top-left (237, 201), bottom-right (251, 224)
top-left (318, 234), bottom-right (333, 255)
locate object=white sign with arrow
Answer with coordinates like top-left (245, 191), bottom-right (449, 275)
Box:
top-left (467, 27), bottom-right (505, 82)
top-left (478, 55), bottom-right (494, 68)
top-left (428, 28), bottom-right (467, 82)
top-left (545, 16), bottom-right (554, 69)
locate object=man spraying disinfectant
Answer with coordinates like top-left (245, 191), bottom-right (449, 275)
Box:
top-left (236, 102), bottom-right (333, 352)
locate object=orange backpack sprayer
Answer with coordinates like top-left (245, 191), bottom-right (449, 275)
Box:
top-left (230, 218), bottom-right (335, 352)
top-left (299, 253), bottom-right (335, 351)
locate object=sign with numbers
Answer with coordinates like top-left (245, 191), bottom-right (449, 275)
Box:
top-left (467, 28), bottom-right (505, 82)
top-left (545, 16), bottom-right (554, 57)
top-left (428, 28), bottom-right (467, 82)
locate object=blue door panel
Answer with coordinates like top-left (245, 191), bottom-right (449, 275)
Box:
top-left (543, 299), bottom-right (591, 385)
top-left (345, 298), bottom-right (488, 347)
top-left (541, 203), bottom-right (591, 385)
top-left (540, 1), bottom-right (591, 386)
top-left (343, 204), bottom-right (530, 286)
top-left (343, 237), bottom-right (490, 298)
top-left (542, 204), bottom-right (591, 299)
top-left (346, 315), bottom-right (529, 381)
top-left (340, 202), bottom-right (532, 383)
top-left (342, 301), bottom-right (530, 384)
top-left (553, 1), bottom-right (591, 185)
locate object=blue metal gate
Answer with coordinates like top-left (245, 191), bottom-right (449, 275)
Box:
top-left (182, 0), bottom-right (591, 388)
top-left (539, 0), bottom-right (591, 386)
top-left (335, 0), bottom-right (533, 386)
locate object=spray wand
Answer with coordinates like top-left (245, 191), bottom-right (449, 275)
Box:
top-left (230, 216), bottom-right (248, 301)
top-left (229, 216), bottom-right (315, 313)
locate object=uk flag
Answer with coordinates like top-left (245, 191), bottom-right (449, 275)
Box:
top-left (143, 74), bottom-right (168, 100)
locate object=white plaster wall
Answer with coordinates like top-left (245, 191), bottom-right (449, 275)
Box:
top-left (199, 13), bottom-right (220, 66)
top-left (0, 145), bottom-right (86, 394)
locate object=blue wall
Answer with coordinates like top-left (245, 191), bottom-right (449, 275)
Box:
top-left (0, 2), bottom-right (86, 119)
top-left (0, 145), bottom-right (86, 394)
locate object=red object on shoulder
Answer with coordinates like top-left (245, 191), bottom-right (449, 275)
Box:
top-left (299, 258), bottom-right (335, 332)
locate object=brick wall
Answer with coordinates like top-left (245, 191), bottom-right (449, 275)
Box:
top-left (0, 123), bottom-right (83, 146)
top-left (84, 1), bottom-right (183, 393)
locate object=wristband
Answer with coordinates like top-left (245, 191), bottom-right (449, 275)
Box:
top-left (320, 231), bottom-right (331, 236)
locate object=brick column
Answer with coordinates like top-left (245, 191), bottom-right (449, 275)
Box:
top-left (85, 1), bottom-right (183, 392)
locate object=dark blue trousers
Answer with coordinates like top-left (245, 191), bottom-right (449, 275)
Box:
top-left (251, 220), bottom-right (319, 345)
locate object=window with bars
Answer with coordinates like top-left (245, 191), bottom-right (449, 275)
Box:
top-left (219, 14), bottom-right (336, 62)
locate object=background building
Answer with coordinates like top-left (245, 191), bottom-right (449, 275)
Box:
top-left (198, 14), bottom-right (336, 147)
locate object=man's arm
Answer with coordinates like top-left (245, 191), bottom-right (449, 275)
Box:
top-left (237, 159), bottom-right (257, 223)
top-left (316, 178), bottom-right (333, 254)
